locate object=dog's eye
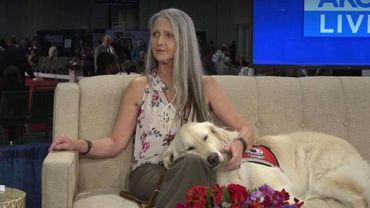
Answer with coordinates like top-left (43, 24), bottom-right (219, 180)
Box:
top-left (187, 146), bottom-right (195, 151)
top-left (203, 135), bottom-right (208, 141)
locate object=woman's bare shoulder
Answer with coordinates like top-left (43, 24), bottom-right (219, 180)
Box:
top-left (121, 75), bottom-right (149, 104)
top-left (127, 75), bottom-right (149, 91)
top-left (202, 75), bottom-right (218, 90)
top-left (130, 75), bottom-right (149, 86)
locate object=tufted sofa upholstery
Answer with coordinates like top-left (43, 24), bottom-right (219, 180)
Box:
top-left (42, 75), bottom-right (370, 208)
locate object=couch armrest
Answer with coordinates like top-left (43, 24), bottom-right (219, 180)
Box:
top-left (42, 82), bottom-right (80, 208)
top-left (52, 83), bottom-right (80, 138)
top-left (42, 151), bottom-right (78, 208)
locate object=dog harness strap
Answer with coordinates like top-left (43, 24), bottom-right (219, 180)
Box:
top-left (242, 145), bottom-right (279, 167)
top-left (146, 170), bottom-right (167, 208)
top-left (119, 170), bottom-right (167, 208)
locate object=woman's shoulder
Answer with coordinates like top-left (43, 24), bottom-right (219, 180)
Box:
top-left (202, 75), bottom-right (223, 101)
top-left (123, 75), bottom-right (148, 103)
top-left (127, 74), bottom-right (149, 88)
top-left (202, 75), bottom-right (218, 88)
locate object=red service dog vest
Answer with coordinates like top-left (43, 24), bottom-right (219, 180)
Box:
top-left (242, 145), bottom-right (279, 167)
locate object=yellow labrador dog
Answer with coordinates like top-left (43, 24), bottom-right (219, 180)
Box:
top-left (163, 122), bottom-right (370, 208)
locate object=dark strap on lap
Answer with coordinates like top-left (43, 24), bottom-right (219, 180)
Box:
top-left (119, 190), bottom-right (147, 208)
top-left (120, 170), bottom-right (167, 208)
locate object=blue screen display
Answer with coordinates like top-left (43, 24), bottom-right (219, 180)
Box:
top-left (252, 0), bottom-right (370, 67)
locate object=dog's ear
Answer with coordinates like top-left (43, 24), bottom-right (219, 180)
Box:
top-left (209, 124), bottom-right (227, 143)
top-left (209, 124), bottom-right (217, 135)
top-left (163, 150), bottom-right (174, 169)
top-left (209, 124), bottom-right (235, 144)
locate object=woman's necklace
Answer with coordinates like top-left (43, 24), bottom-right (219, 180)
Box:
top-left (162, 81), bottom-right (175, 93)
top-left (162, 83), bottom-right (171, 92)
top-left (161, 81), bottom-right (176, 105)
top-left (157, 70), bottom-right (174, 93)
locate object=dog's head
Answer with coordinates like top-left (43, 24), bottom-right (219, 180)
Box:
top-left (163, 121), bottom-right (238, 169)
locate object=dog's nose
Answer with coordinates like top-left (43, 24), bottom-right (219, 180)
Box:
top-left (207, 153), bottom-right (220, 167)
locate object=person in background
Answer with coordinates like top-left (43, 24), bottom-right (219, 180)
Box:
top-left (80, 44), bottom-right (94, 76)
top-left (74, 39), bottom-right (84, 58)
top-left (49, 8), bottom-right (254, 208)
top-left (0, 65), bottom-right (27, 94)
top-left (96, 51), bottom-right (119, 75)
top-left (130, 39), bottom-right (146, 64)
top-left (3, 36), bottom-right (35, 80)
top-left (131, 39), bottom-right (146, 73)
top-left (48, 45), bottom-right (58, 58)
top-left (212, 46), bottom-right (230, 75)
top-left (123, 38), bottom-right (133, 61)
top-left (94, 34), bottom-right (118, 74)
top-left (0, 38), bottom-right (6, 74)
top-left (112, 34), bottom-right (124, 65)
top-left (27, 42), bottom-right (39, 69)
top-left (0, 66), bottom-right (28, 143)
top-left (120, 53), bottom-right (137, 75)
top-left (43, 45), bottom-right (58, 73)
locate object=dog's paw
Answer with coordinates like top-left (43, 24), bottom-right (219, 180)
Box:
top-left (163, 151), bottom-right (174, 169)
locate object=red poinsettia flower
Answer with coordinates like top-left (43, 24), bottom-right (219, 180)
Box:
top-left (211, 184), bottom-right (223, 206)
top-left (227, 183), bottom-right (249, 207)
top-left (248, 202), bottom-right (265, 208)
top-left (186, 185), bottom-right (208, 207)
top-left (178, 183), bottom-right (303, 208)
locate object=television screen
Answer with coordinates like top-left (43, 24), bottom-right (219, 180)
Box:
top-left (250, 0), bottom-right (370, 68)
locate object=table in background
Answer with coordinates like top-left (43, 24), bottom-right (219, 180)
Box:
top-left (0, 187), bottom-right (26, 208)
top-left (25, 79), bottom-right (58, 132)
top-left (0, 143), bottom-right (50, 208)
top-left (25, 78), bottom-right (58, 106)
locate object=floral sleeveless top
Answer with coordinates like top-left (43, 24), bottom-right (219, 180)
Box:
top-left (132, 71), bottom-right (182, 170)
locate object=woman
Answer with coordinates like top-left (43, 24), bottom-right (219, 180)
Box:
top-left (49, 8), bottom-right (254, 208)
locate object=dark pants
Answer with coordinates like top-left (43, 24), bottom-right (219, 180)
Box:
top-left (129, 155), bottom-right (216, 208)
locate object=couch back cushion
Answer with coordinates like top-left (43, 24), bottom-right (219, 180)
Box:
top-left (75, 75), bottom-right (370, 190)
top-left (77, 75), bottom-right (138, 191)
top-left (214, 76), bottom-right (370, 161)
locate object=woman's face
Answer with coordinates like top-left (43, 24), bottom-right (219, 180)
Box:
top-left (151, 17), bottom-right (176, 65)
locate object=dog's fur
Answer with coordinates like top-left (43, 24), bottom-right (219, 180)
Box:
top-left (163, 122), bottom-right (370, 208)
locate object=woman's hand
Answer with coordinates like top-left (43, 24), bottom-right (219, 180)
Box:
top-left (48, 135), bottom-right (77, 152)
top-left (223, 139), bottom-right (244, 170)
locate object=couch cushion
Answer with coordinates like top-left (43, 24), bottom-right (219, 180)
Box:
top-left (77, 75), bottom-right (137, 191)
top-left (74, 188), bottom-right (139, 208)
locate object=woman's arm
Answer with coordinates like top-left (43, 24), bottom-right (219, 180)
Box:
top-left (49, 76), bottom-right (148, 158)
top-left (203, 76), bottom-right (255, 169)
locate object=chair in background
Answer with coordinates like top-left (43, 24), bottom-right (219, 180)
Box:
top-left (0, 90), bottom-right (29, 144)
top-left (28, 88), bottom-right (55, 139)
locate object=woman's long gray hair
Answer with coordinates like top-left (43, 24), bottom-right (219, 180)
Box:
top-left (145, 8), bottom-right (209, 122)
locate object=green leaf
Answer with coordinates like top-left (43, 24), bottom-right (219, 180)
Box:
top-left (222, 186), bottom-right (229, 203)
top-left (206, 187), bottom-right (213, 208)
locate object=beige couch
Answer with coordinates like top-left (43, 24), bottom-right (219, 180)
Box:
top-left (42, 75), bottom-right (370, 208)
